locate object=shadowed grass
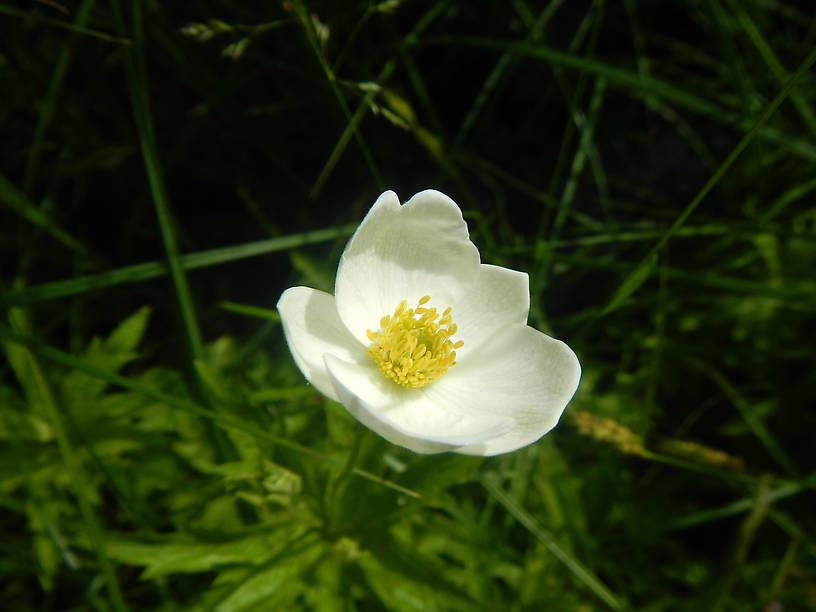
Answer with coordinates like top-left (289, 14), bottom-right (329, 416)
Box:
top-left (2, 2), bottom-right (816, 610)
top-left (306, 1), bottom-right (448, 198)
top-left (0, 3), bottom-right (131, 44)
top-left (482, 473), bottom-right (624, 610)
top-left (23, 0), bottom-right (96, 193)
top-left (599, 43), bottom-right (816, 316)
top-left (0, 173), bottom-right (92, 259)
top-left (110, 0), bottom-right (204, 363)
top-left (427, 36), bottom-right (816, 161)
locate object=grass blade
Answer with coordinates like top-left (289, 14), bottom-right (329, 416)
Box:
top-left (23, 0), bottom-right (96, 193)
top-left (290, 0), bottom-right (383, 198)
top-left (112, 0), bottom-right (204, 362)
top-left (0, 3), bottom-right (131, 44)
top-left (482, 474), bottom-right (624, 610)
top-left (688, 360), bottom-right (797, 476)
top-left (306, 1), bottom-right (448, 198)
top-left (534, 76), bottom-right (606, 305)
top-left (729, 0), bottom-right (816, 139)
top-left (427, 36), bottom-right (816, 162)
top-left (2, 223), bottom-right (355, 305)
top-left (453, 0), bottom-right (565, 148)
top-left (0, 173), bottom-right (91, 258)
top-left (600, 43), bottom-right (816, 315)
top-left (665, 481), bottom-right (802, 531)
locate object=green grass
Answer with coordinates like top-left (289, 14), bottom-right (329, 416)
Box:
top-left (1, 1), bottom-right (815, 610)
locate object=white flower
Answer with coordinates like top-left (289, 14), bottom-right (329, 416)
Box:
top-left (277, 190), bottom-right (581, 455)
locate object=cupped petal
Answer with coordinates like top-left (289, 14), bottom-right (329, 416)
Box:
top-left (449, 264), bottom-right (531, 361)
top-left (426, 323), bottom-right (581, 456)
top-left (335, 190), bottom-right (481, 345)
top-left (277, 287), bottom-right (366, 401)
top-left (324, 354), bottom-right (516, 454)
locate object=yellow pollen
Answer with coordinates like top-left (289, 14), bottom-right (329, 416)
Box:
top-left (366, 296), bottom-right (463, 390)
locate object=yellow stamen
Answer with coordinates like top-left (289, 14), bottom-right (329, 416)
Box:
top-left (366, 296), bottom-right (461, 389)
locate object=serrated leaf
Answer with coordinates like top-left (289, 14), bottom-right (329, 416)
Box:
top-left (3, 308), bottom-right (46, 414)
top-left (194, 358), bottom-right (231, 403)
top-left (60, 306), bottom-right (152, 410)
top-left (0, 384), bottom-right (52, 441)
top-left (106, 526), bottom-right (308, 579)
top-left (212, 537), bottom-right (323, 612)
top-left (104, 305), bottom-right (152, 354)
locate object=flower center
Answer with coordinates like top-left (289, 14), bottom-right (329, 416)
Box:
top-left (366, 295), bottom-right (463, 390)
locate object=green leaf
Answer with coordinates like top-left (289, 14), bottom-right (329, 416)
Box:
top-left (211, 537), bottom-right (323, 612)
top-left (26, 499), bottom-right (66, 591)
top-left (194, 358), bottom-right (232, 404)
top-left (60, 306), bottom-right (152, 413)
top-left (357, 544), bottom-right (481, 612)
top-left (105, 526), bottom-right (309, 579)
top-left (104, 305), bottom-right (152, 354)
top-left (2, 308), bottom-right (46, 415)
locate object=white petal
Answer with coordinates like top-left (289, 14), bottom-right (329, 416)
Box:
top-left (277, 287), bottom-right (366, 401)
top-left (450, 264), bottom-right (531, 361)
top-left (324, 355), bottom-right (516, 454)
top-left (427, 324), bottom-right (581, 456)
top-left (335, 190), bottom-right (481, 345)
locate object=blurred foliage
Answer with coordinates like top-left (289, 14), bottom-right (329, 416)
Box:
top-left (1, 0), bottom-right (816, 610)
